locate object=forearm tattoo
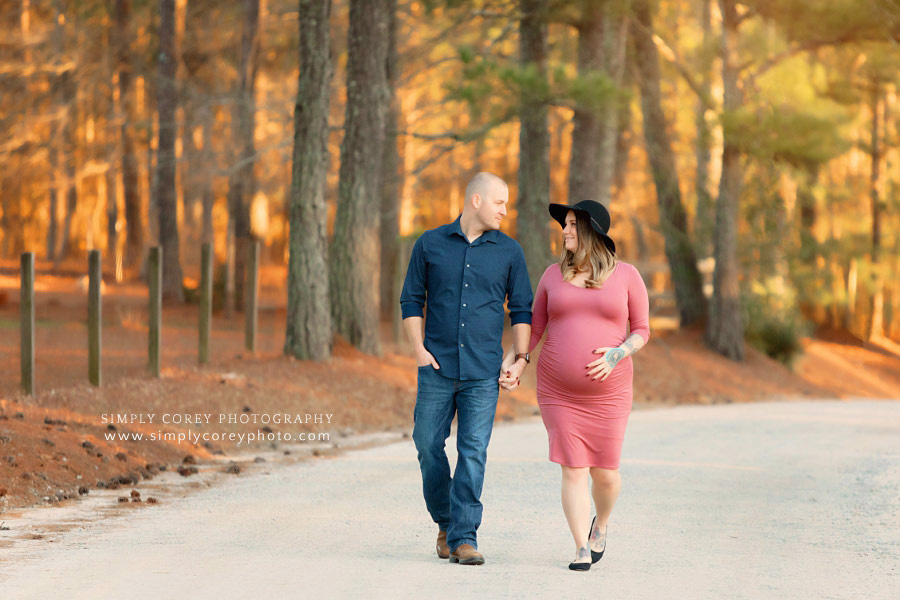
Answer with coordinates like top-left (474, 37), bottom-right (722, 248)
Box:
top-left (619, 333), bottom-right (643, 357)
top-left (605, 347), bottom-right (626, 369)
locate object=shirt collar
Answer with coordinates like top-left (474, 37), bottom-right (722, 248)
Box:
top-left (447, 216), bottom-right (498, 245)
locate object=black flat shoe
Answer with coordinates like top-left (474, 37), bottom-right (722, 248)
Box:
top-left (568, 545), bottom-right (592, 571)
top-left (589, 516), bottom-right (607, 563)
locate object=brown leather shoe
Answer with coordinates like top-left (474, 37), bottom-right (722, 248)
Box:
top-left (449, 544), bottom-right (485, 565)
top-left (436, 530), bottom-right (450, 559)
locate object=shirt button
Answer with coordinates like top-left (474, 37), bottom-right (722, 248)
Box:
top-left (462, 303), bottom-right (467, 307)
top-left (461, 323), bottom-right (465, 327)
top-left (460, 343), bottom-right (465, 348)
top-left (466, 264), bottom-right (470, 267)
top-left (464, 283), bottom-right (468, 287)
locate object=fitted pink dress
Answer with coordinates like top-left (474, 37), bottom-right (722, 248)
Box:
top-left (528, 262), bottom-right (650, 469)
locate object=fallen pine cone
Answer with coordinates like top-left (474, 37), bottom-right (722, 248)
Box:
top-left (177, 465), bottom-right (198, 477)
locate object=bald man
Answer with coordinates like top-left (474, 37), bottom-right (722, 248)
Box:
top-left (399, 172), bottom-right (534, 565)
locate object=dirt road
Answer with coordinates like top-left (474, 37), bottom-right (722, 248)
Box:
top-left (1, 400), bottom-right (898, 599)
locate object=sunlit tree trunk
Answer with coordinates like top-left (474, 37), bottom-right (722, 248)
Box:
top-left (518, 0), bottom-right (552, 291)
top-left (705, 0), bottom-right (744, 360)
top-left (568, 1), bottom-right (602, 204)
top-left (228, 0), bottom-right (260, 311)
top-left (631, 0), bottom-right (707, 327)
top-left (693, 0), bottom-right (714, 258)
top-left (156, 0), bottom-right (184, 301)
top-left (115, 0), bottom-right (143, 275)
top-left (868, 81), bottom-right (884, 341)
top-left (380, 0), bottom-right (400, 323)
top-left (47, 0), bottom-right (65, 261)
top-left (330, 0), bottom-right (390, 354)
top-left (596, 6), bottom-right (627, 207)
top-left (285, 0), bottom-right (334, 361)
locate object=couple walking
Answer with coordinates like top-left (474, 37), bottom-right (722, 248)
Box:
top-left (399, 172), bottom-right (651, 570)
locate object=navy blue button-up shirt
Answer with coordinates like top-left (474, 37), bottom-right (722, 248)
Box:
top-left (399, 216), bottom-right (533, 380)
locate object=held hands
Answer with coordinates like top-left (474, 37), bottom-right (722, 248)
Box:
top-left (499, 350), bottom-right (526, 390)
top-left (586, 346), bottom-right (627, 382)
top-left (416, 346), bottom-right (440, 370)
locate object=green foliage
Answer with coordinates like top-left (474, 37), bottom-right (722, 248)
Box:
top-left (450, 42), bottom-right (624, 127)
top-left (746, 0), bottom-right (900, 45)
top-left (742, 278), bottom-right (812, 366)
top-left (721, 104), bottom-right (849, 169)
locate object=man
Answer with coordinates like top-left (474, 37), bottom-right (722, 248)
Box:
top-left (399, 172), bottom-right (533, 566)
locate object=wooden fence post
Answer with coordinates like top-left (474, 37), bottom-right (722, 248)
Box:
top-left (88, 249), bottom-right (102, 386)
top-left (148, 246), bottom-right (162, 377)
top-left (20, 252), bottom-right (34, 395)
top-left (199, 243), bottom-right (212, 364)
top-left (245, 240), bottom-right (259, 354)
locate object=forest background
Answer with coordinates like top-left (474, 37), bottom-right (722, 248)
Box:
top-left (2, 0), bottom-right (900, 364)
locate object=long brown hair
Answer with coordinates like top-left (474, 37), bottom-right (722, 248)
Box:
top-left (558, 211), bottom-right (618, 288)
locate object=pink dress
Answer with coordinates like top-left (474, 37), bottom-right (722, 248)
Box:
top-left (528, 262), bottom-right (650, 469)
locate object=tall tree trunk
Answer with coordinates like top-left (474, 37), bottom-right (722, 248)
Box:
top-left (569, 1), bottom-right (628, 208)
top-left (105, 16), bottom-right (119, 275)
top-left (631, 0), bottom-right (707, 327)
top-left (156, 0), bottom-right (184, 301)
top-left (868, 81), bottom-right (884, 340)
top-left (693, 0), bottom-right (713, 258)
top-left (380, 0), bottom-right (401, 324)
top-left (612, 58), bottom-right (634, 203)
top-left (797, 166), bottom-right (819, 320)
top-left (705, 0), bottom-right (744, 360)
top-left (182, 101), bottom-right (197, 234)
top-left (116, 0), bottom-right (143, 276)
top-left (46, 0), bottom-right (65, 261)
top-left (596, 6), bottom-right (628, 207)
top-left (330, 0), bottom-right (390, 354)
top-left (200, 103), bottom-right (215, 245)
top-left (568, 1), bottom-right (603, 204)
top-left (285, 0), bottom-right (334, 361)
top-left (518, 0), bottom-right (552, 291)
top-left (58, 176), bottom-right (77, 262)
top-left (57, 18), bottom-right (79, 265)
top-left (228, 0), bottom-right (260, 312)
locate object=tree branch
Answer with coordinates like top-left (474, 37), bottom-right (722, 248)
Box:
top-left (630, 19), bottom-right (717, 111)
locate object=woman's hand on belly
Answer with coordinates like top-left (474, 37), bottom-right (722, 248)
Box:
top-left (586, 346), bottom-right (627, 382)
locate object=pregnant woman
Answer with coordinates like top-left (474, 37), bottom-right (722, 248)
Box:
top-left (507, 200), bottom-right (650, 571)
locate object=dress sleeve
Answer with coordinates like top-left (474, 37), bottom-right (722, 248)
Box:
top-left (528, 268), bottom-right (551, 353)
top-left (627, 264), bottom-right (651, 343)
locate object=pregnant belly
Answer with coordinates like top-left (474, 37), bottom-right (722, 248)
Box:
top-left (536, 338), bottom-right (632, 399)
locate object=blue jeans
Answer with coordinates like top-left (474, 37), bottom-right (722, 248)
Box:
top-left (412, 365), bottom-right (499, 552)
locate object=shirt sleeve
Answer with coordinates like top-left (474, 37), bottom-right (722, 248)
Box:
top-left (627, 264), bottom-right (651, 343)
top-left (527, 268), bottom-right (550, 353)
top-left (399, 234), bottom-right (427, 319)
top-left (506, 242), bottom-right (533, 326)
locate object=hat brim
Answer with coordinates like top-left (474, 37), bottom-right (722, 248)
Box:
top-left (548, 203), bottom-right (616, 255)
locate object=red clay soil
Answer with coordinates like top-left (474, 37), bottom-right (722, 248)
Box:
top-left (1, 263), bottom-right (898, 513)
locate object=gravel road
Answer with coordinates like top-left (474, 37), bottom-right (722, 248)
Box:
top-left (1, 399), bottom-right (898, 599)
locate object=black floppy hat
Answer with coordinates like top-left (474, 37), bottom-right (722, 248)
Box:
top-left (548, 200), bottom-right (616, 254)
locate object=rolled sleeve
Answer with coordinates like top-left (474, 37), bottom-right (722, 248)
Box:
top-left (506, 243), bottom-right (533, 326)
top-left (399, 234), bottom-right (427, 319)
